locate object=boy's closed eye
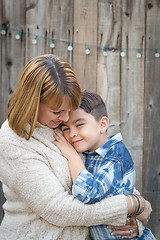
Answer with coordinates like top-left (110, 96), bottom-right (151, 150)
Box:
top-left (76, 123), bottom-right (84, 127)
top-left (61, 126), bottom-right (69, 132)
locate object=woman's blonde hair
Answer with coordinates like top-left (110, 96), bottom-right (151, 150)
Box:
top-left (7, 54), bottom-right (81, 140)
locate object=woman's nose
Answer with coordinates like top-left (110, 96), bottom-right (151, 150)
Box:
top-left (59, 111), bottom-right (70, 122)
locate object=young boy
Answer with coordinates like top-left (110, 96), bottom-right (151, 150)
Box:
top-left (53, 91), bottom-right (156, 240)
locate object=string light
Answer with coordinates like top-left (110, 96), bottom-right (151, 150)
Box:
top-left (85, 45), bottom-right (90, 55)
top-left (32, 35), bottom-right (38, 44)
top-left (15, 30), bottom-right (21, 40)
top-left (120, 48), bottom-right (125, 57)
top-left (50, 39), bottom-right (55, 49)
top-left (1, 25), bottom-right (6, 35)
top-left (155, 49), bottom-right (159, 58)
top-left (67, 42), bottom-right (73, 51)
top-left (1, 25), bottom-right (160, 58)
top-left (136, 49), bottom-right (141, 58)
top-left (103, 47), bottom-right (108, 57)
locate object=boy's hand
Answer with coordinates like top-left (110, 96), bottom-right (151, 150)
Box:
top-left (53, 129), bottom-right (79, 160)
top-left (53, 129), bottom-right (85, 183)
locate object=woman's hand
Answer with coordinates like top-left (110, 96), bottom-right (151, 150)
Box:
top-left (133, 189), bottom-right (152, 225)
top-left (136, 199), bottom-right (152, 226)
top-left (107, 217), bottom-right (138, 239)
top-left (126, 194), bottom-right (152, 226)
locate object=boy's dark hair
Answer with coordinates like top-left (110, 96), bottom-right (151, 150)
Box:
top-left (80, 91), bottom-right (108, 121)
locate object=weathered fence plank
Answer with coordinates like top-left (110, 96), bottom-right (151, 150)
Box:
top-left (97, 0), bottom-right (122, 135)
top-left (120, 0), bottom-right (146, 191)
top-left (0, 0), bottom-right (26, 124)
top-left (143, 0), bottom-right (160, 237)
top-left (0, 0), bottom-right (26, 223)
top-left (25, 0), bottom-right (74, 66)
top-left (74, 0), bottom-right (98, 91)
top-left (0, 0), bottom-right (4, 223)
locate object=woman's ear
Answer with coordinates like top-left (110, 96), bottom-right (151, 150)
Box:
top-left (100, 116), bottom-right (109, 133)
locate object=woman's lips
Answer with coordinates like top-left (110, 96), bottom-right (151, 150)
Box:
top-left (52, 120), bottom-right (62, 125)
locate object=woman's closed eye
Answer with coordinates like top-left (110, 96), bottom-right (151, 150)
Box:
top-left (53, 111), bottom-right (61, 115)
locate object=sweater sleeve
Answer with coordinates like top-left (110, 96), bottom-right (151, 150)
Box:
top-left (0, 142), bottom-right (128, 228)
top-left (136, 219), bottom-right (145, 237)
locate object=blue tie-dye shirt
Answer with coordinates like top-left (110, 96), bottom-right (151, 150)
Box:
top-left (72, 133), bottom-right (135, 240)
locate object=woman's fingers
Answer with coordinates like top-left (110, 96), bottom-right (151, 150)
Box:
top-left (108, 218), bottom-right (138, 238)
top-left (109, 229), bottom-right (137, 238)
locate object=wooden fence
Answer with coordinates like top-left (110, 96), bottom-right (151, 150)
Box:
top-left (0, 0), bottom-right (160, 238)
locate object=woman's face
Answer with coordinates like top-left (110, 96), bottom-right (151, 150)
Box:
top-left (37, 99), bottom-right (71, 128)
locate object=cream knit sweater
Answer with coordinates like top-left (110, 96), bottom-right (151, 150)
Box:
top-left (0, 120), bottom-right (129, 240)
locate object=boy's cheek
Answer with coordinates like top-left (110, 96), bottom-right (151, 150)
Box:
top-left (64, 134), bottom-right (70, 142)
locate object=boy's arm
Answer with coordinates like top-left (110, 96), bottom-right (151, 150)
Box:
top-left (72, 161), bottom-right (125, 204)
top-left (53, 129), bottom-right (85, 182)
top-left (53, 130), bottom-right (134, 205)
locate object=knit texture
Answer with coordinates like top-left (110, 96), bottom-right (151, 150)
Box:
top-left (0, 120), bottom-right (128, 240)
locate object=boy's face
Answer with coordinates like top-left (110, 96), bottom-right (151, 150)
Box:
top-left (61, 108), bottom-right (108, 152)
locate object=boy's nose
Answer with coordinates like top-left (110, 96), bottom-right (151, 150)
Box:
top-left (70, 129), bottom-right (78, 138)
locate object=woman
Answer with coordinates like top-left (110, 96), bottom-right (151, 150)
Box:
top-left (0, 54), bottom-right (151, 240)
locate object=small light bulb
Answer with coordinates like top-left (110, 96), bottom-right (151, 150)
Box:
top-left (50, 40), bottom-right (55, 48)
top-left (1, 29), bottom-right (6, 35)
top-left (32, 36), bottom-right (38, 44)
top-left (103, 47), bottom-right (107, 57)
top-left (155, 52), bottom-right (160, 58)
top-left (15, 32), bottom-right (21, 40)
top-left (136, 50), bottom-right (141, 58)
top-left (1, 26), bottom-right (6, 35)
top-left (103, 51), bottom-right (108, 57)
top-left (155, 49), bottom-right (159, 58)
top-left (120, 49), bottom-right (125, 57)
top-left (68, 42), bottom-right (72, 51)
top-left (85, 46), bottom-right (90, 55)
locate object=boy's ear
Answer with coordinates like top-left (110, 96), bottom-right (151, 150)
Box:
top-left (100, 116), bottom-right (109, 133)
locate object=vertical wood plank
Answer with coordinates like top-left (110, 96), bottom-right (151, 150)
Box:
top-left (0, 0), bottom-right (3, 126)
top-left (25, 0), bottom-right (52, 62)
top-left (0, 0), bottom-right (26, 125)
top-left (0, 0), bottom-right (5, 223)
top-left (121, 0), bottom-right (146, 191)
top-left (74, 0), bottom-right (98, 91)
top-left (48, 0), bottom-right (74, 65)
top-left (143, 1), bottom-right (160, 238)
top-left (97, 0), bottom-right (122, 135)
top-left (0, 0), bottom-right (26, 223)
top-left (25, 0), bottom-right (74, 65)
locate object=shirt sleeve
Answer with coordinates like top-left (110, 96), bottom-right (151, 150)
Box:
top-left (72, 160), bottom-right (124, 204)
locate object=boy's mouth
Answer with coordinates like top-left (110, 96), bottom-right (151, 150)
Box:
top-left (72, 139), bottom-right (83, 145)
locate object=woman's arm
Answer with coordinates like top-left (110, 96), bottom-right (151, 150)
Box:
top-left (0, 140), bottom-right (151, 228)
top-left (0, 142), bottom-right (128, 227)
